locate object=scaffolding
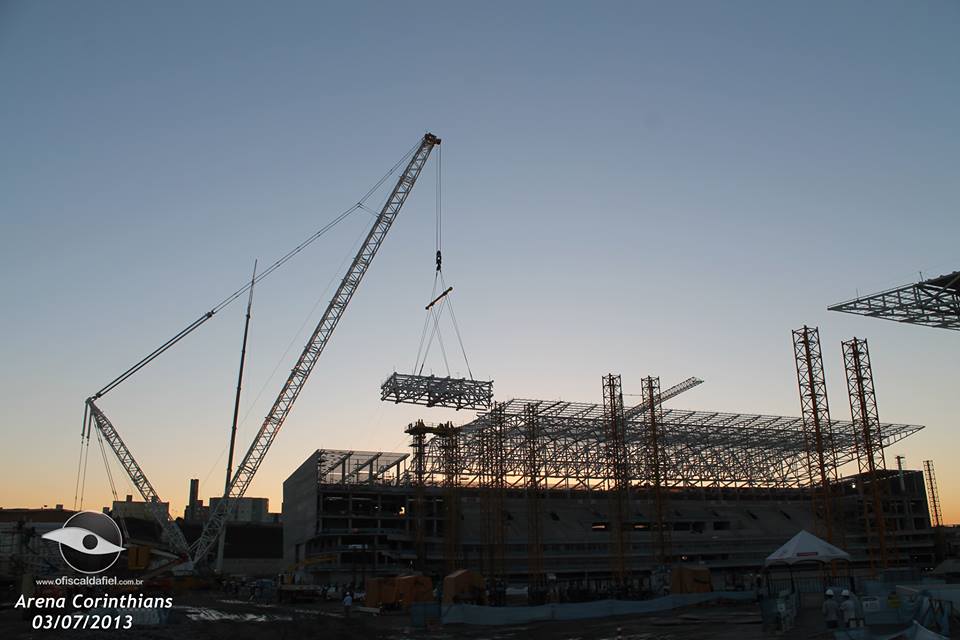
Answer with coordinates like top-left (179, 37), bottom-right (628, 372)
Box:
top-left (438, 422), bottom-right (462, 574)
top-left (602, 374), bottom-right (630, 590)
top-left (415, 400), bottom-right (921, 492)
top-left (524, 403), bottom-right (546, 596)
top-left (642, 376), bottom-right (672, 567)
top-left (478, 403), bottom-right (507, 593)
top-left (923, 460), bottom-right (943, 528)
top-left (829, 271), bottom-right (960, 331)
top-left (792, 326), bottom-right (839, 543)
top-left (405, 420), bottom-right (430, 570)
top-left (842, 338), bottom-right (891, 570)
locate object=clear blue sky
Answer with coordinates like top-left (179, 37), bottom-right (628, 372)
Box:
top-left (1, 1), bottom-right (958, 520)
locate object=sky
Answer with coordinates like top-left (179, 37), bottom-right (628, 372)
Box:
top-left (1, 1), bottom-right (958, 523)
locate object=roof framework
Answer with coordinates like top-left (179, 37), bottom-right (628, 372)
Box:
top-left (418, 399), bottom-right (923, 491)
top-left (828, 271), bottom-right (960, 331)
top-left (315, 449), bottom-right (409, 486)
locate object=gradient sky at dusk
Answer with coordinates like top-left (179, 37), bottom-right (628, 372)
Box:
top-left (1, 2), bottom-right (958, 521)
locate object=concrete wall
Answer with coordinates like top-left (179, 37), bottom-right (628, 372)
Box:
top-left (282, 451), bottom-right (320, 565)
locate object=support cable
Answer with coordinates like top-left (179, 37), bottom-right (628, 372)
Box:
top-left (95, 427), bottom-right (119, 503)
top-left (412, 144), bottom-right (472, 378)
top-left (73, 404), bottom-right (89, 510)
top-left (78, 427), bottom-right (92, 510)
top-left (91, 141), bottom-right (421, 400)
top-left (197, 217), bottom-right (374, 495)
top-left (413, 273), bottom-right (440, 373)
top-left (436, 144), bottom-right (442, 267)
top-left (430, 303), bottom-right (452, 376)
top-left (439, 271), bottom-right (474, 380)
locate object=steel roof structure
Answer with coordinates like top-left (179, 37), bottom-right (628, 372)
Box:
top-left (418, 399), bottom-right (923, 491)
top-left (828, 270), bottom-right (960, 331)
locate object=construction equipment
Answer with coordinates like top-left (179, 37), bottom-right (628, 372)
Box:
top-left (442, 569), bottom-right (486, 605)
top-left (81, 133), bottom-right (440, 570)
top-left (217, 260), bottom-right (257, 573)
top-left (191, 133), bottom-right (441, 564)
top-left (85, 402), bottom-right (191, 558)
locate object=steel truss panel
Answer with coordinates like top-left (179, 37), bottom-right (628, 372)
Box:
top-left (381, 372), bottom-right (493, 410)
top-left (828, 271), bottom-right (960, 331)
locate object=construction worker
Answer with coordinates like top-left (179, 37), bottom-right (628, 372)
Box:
top-left (822, 589), bottom-right (840, 630)
top-left (342, 591), bottom-right (353, 619)
top-left (840, 589), bottom-right (856, 628)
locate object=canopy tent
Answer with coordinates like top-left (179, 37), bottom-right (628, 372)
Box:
top-left (765, 529), bottom-right (851, 566)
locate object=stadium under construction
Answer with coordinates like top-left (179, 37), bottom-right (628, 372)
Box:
top-left (283, 360), bottom-right (939, 592)
top-left (45, 133), bottom-right (950, 606)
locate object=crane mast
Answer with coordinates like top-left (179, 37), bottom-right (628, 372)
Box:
top-left (191, 132), bottom-right (441, 563)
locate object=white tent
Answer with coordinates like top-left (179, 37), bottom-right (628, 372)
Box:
top-left (764, 529), bottom-right (851, 566)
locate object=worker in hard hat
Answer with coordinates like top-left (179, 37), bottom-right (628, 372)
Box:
top-left (840, 589), bottom-right (857, 628)
top-left (822, 589), bottom-right (840, 629)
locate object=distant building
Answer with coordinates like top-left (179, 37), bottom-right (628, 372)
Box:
top-left (111, 495), bottom-right (170, 521)
top-left (184, 478), bottom-right (204, 521)
top-left (183, 479), bottom-right (279, 524)
top-left (208, 496), bottom-right (277, 523)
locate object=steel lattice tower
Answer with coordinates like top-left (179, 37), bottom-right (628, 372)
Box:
top-left (406, 420), bottom-right (429, 570)
top-left (792, 326), bottom-right (839, 543)
top-left (438, 422), bottom-right (461, 574)
top-left (524, 403), bottom-right (546, 597)
top-left (602, 374), bottom-right (630, 591)
top-left (642, 376), bottom-right (672, 567)
top-left (842, 337), bottom-right (892, 570)
top-left (924, 460), bottom-right (943, 528)
top-left (479, 403), bottom-right (507, 596)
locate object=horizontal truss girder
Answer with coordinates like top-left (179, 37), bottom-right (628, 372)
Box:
top-left (381, 372), bottom-right (493, 410)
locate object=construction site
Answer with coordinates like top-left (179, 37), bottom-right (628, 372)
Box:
top-left (2, 131), bottom-right (959, 640)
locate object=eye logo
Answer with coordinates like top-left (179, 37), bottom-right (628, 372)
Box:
top-left (42, 511), bottom-right (124, 574)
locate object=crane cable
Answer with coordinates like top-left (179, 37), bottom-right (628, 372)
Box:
top-left (72, 405), bottom-right (89, 510)
top-left (195, 215), bottom-right (375, 497)
top-left (77, 138), bottom-right (422, 511)
top-left (411, 146), bottom-right (475, 380)
top-left (90, 139), bottom-right (422, 401)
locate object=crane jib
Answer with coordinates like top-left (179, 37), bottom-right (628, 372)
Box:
top-left (86, 399), bottom-right (192, 557)
top-left (190, 133), bottom-right (440, 563)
